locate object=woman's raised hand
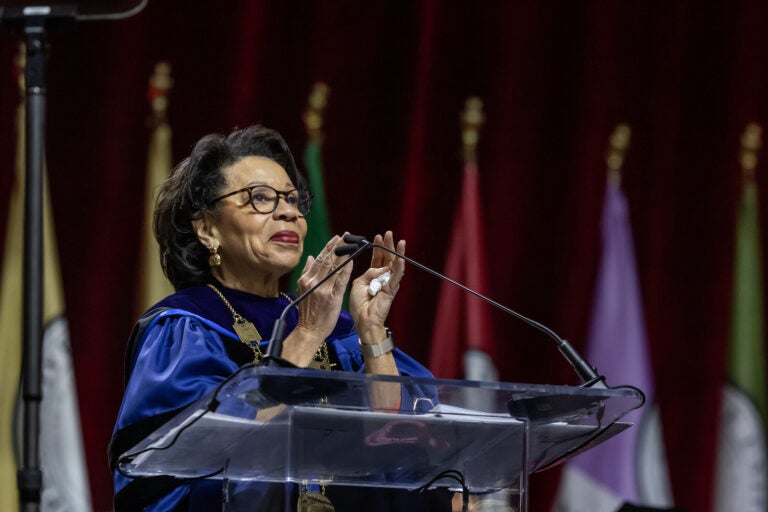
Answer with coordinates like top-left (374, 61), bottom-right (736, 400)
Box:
top-left (293, 235), bottom-right (353, 338)
top-left (280, 235), bottom-right (351, 367)
top-left (349, 231), bottom-right (406, 342)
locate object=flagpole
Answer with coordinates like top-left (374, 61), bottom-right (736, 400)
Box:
top-left (461, 96), bottom-right (484, 164)
top-left (739, 122), bottom-right (761, 182)
top-left (605, 123), bottom-right (631, 184)
top-left (303, 81), bottom-right (329, 143)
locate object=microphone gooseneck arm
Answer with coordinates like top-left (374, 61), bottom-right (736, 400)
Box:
top-left (262, 243), bottom-right (369, 367)
top-left (340, 234), bottom-right (605, 388)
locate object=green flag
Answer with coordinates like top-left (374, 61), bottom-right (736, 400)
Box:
top-left (291, 138), bottom-right (333, 289)
top-left (714, 170), bottom-right (768, 509)
top-left (729, 179), bottom-right (767, 415)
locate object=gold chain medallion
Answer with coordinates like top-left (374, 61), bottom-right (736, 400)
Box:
top-left (207, 284), bottom-right (263, 363)
top-left (298, 484), bottom-right (335, 512)
top-left (207, 285), bottom-right (334, 368)
top-left (232, 320), bottom-right (261, 343)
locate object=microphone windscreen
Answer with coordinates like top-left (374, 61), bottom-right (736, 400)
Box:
top-left (334, 244), bottom-right (359, 256)
top-left (342, 234), bottom-right (368, 245)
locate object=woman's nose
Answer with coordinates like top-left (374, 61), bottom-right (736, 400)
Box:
top-left (273, 195), bottom-right (300, 220)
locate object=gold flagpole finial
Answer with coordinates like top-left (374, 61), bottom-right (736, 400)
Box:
top-left (14, 43), bottom-right (25, 98)
top-left (606, 123), bottom-right (632, 184)
top-left (461, 96), bottom-right (485, 163)
top-left (303, 82), bottom-right (330, 142)
top-left (739, 122), bottom-right (762, 181)
top-left (148, 61), bottom-right (173, 123)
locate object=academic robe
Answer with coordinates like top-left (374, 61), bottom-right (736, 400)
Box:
top-left (109, 285), bottom-right (450, 511)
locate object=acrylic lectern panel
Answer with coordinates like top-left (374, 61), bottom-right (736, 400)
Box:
top-left (117, 366), bottom-right (643, 512)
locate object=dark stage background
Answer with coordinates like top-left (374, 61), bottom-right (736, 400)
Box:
top-left (2, 1), bottom-right (768, 510)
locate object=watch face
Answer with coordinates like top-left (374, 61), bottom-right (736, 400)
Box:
top-left (713, 384), bottom-right (767, 511)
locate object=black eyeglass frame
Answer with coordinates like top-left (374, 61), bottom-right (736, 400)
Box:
top-left (209, 185), bottom-right (313, 216)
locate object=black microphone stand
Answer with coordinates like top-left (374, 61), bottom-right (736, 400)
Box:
top-left (0, 4), bottom-right (146, 510)
top-left (0, 9), bottom-right (74, 510)
top-left (341, 236), bottom-right (607, 389)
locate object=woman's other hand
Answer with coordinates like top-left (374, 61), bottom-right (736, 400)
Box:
top-left (283, 235), bottom-right (352, 366)
top-left (350, 231), bottom-right (406, 342)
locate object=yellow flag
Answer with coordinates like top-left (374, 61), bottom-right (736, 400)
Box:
top-left (136, 62), bottom-right (175, 313)
top-left (0, 89), bottom-right (25, 512)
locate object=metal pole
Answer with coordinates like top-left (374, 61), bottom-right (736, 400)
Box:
top-left (0, 6), bottom-right (145, 510)
top-left (18, 19), bottom-right (46, 512)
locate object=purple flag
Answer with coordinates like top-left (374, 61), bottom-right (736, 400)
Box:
top-left (553, 178), bottom-right (672, 511)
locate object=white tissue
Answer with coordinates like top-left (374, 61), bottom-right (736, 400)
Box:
top-left (367, 271), bottom-right (391, 296)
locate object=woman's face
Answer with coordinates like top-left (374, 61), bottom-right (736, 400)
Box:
top-left (208, 155), bottom-right (308, 283)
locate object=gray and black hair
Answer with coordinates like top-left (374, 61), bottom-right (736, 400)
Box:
top-left (154, 125), bottom-right (306, 290)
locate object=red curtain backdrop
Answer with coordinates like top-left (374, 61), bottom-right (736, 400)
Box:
top-left (1, 1), bottom-right (767, 510)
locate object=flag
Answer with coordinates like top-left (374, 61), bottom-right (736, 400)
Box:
top-left (136, 62), bottom-right (175, 313)
top-left (0, 54), bottom-right (92, 511)
top-left (553, 176), bottom-right (673, 511)
top-left (294, 136), bottom-right (332, 272)
top-left (428, 158), bottom-right (496, 379)
top-left (292, 83), bottom-right (333, 289)
top-left (0, 64), bottom-right (26, 512)
top-left (713, 127), bottom-right (767, 510)
top-left (430, 98), bottom-right (495, 381)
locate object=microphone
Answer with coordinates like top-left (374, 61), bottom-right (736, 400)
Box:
top-left (333, 233), bottom-right (372, 256)
top-left (338, 234), bottom-right (606, 389)
top-left (333, 233), bottom-right (368, 256)
top-left (334, 243), bottom-right (360, 256)
top-left (261, 242), bottom-right (369, 367)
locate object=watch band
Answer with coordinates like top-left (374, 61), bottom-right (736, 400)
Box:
top-left (359, 328), bottom-right (394, 358)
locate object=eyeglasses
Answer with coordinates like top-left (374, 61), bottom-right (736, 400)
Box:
top-left (210, 185), bottom-right (313, 216)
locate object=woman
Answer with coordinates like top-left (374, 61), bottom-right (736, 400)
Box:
top-left (110, 125), bottom-right (450, 511)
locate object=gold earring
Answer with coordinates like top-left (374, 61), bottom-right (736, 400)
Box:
top-left (208, 246), bottom-right (221, 268)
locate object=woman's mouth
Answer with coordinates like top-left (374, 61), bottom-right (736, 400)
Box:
top-left (269, 231), bottom-right (300, 244)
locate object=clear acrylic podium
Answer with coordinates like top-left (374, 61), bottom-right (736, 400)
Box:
top-left (117, 365), bottom-right (643, 511)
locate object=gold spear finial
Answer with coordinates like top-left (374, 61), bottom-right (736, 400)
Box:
top-left (739, 122), bottom-right (762, 181)
top-left (606, 123), bottom-right (632, 184)
top-left (148, 61), bottom-right (173, 123)
top-left (14, 42), bottom-right (25, 97)
top-left (303, 82), bottom-right (330, 142)
top-left (461, 96), bottom-right (485, 163)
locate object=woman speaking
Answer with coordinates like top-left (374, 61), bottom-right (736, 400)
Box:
top-left (109, 125), bottom-right (450, 511)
